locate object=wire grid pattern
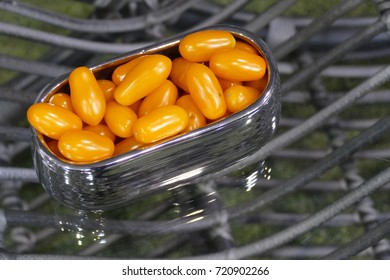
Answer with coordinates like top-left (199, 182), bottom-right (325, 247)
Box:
top-left (0, 0), bottom-right (390, 259)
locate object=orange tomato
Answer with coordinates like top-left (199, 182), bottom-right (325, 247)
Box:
top-left (69, 66), bottom-right (106, 126)
top-left (179, 30), bottom-right (236, 62)
top-left (111, 55), bottom-right (148, 85)
top-left (114, 136), bottom-right (143, 156)
top-left (186, 63), bottom-right (226, 120)
top-left (48, 93), bottom-right (75, 112)
top-left (138, 80), bottom-right (178, 117)
top-left (27, 103), bottom-right (82, 140)
top-left (58, 130), bottom-right (114, 162)
top-left (176, 95), bottom-right (206, 132)
top-left (83, 124), bottom-right (116, 142)
top-left (235, 40), bottom-right (258, 54)
top-left (169, 57), bottom-right (193, 92)
top-left (209, 49), bottom-right (266, 81)
top-left (224, 85), bottom-right (261, 113)
top-left (114, 54), bottom-right (172, 106)
top-left (133, 105), bottom-right (188, 143)
top-left (104, 101), bottom-right (138, 138)
top-left (97, 79), bottom-right (116, 102)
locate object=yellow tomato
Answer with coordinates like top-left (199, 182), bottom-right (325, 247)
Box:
top-left (58, 130), bottom-right (114, 162)
top-left (48, 93), bottom-right (75, 112)
top-left (186, 63), bottom-right (226, 120)
top-left (179, 30), bottom-right (236, 62)
top-left (83, 124), bottom-right (116, 142)
top-left (138, 80), bottom-right (178, 117)
top-left (46, 139), bottom-right (63, 158)
top-left (169, 57), bottom-right (193, 92)
top-left (69, 66), bottom-right (106, 126)
top-left (244, 74), bottom-right (268, 92)
top-left (133, 105), bottom-right (188, 144)
top-left (104, 101), bottom-right (138, 138)
top-left (176, 95), bottom-right (206, 132)
top-left (129, 99), bottom-right (142, 113)
top-left (97, 79), bottom-right (116, 102)
top-left (27, 103), bottom-right (82, 140)
top-left (235, 40), bottom-right (258, 54)
top-left (217, 77), bottom-right (242, 91)
top-left (209, 49), bottom-right (266, 81)
top-left (111, 55), bottom-right (148, 85)
top-left (114, 54), bottom-right (172, 106)
top-left (224, 85), bottom-right (261, 113)
top-left (114, 136), bottom-right (143, 156)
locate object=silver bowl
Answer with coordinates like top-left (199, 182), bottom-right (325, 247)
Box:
top-left (31, 25), bottom-right (281, 210)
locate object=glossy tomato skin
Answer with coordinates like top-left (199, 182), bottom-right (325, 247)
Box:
top-left (169, 57), bottom-right (193, 92)
top-left (244, 74), bottom-right (268, 92)
top-left (224, 85), bottom-right (261, 113)
top-left (111, 55), bottom-right (148, 85)
top-left (138, 80), bottom-right (178, 117)
top-left (133, 105), bottom-right (188, 144)
top-left (234, 40), bottom-right (258, 54)
top-left (69, 66), bottom-right (106, 126)
top-left (209, 49), bottom-right (266, 81)
top-left (114, 136), bottom-right (143, 156)
top-left (217, 77), bottom-right (242, 91)
top-left (58, 130), bottom-right (114, 162)
top-left (186, 63), bottom-right (226, 120)
top-left (83, 124), bottom-right (116, 142)
top-left (104, 101), bottom-right (138, 138)
top-left (46, 139), bottom-right (63, 158)
top-left (179, 30), bottom-right (236, 62)
top-left (175, 95), bottom-right (206, 132)
top-left (27, 103), bottom-right (82, 140)
top-left (97, 79), bottom-right (116, 102)
top-left (114, 54), bottom-right (172, 106)
top-left (48, 93), bottom-right (75, 112)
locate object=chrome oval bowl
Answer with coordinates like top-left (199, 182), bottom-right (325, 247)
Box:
top-left (31, 25), bottom-right (281, 210)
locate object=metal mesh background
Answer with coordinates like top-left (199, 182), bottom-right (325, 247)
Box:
top-left (1, 0), bottom-right (390, 259)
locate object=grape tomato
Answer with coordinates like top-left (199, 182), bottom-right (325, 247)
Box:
top-left (48, 93), bottom-right (75, 112)
top-left (114, 137), bottom-right (143, 156)
top-left (114, 54), bottom-right (172, 106)
top-left (133, 105), bottom-right (188, 144)
top-left (104, 101), bottom-right (138, 138)
top-left (224, 85), bottom-right (261, 113)
top-left (97, 79), bottom-right (116, 102)
top-left (58, 130), bottom-right (114, 162)
top-left (69, 66), bottom-right (106, 126)
top-left (138, 80), bottom-right (178, 117)
top-left (209, 49), bottom-right (267, 81)
top-left (83, 124), bottom-right (116, 142)
top-left (111, 55), bottom-right (148, 86)
top-left (179, 30), bottom-right (236, 62)
top-left (169, 57), bottom-right (193, 92)
top-left (176, 95), bottom-right (206, 132)
top-left (27, 103), bottom-right (82, 140)
top-left (186, 63), bottom-right (226, 120)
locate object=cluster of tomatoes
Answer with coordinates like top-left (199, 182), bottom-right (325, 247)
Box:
top-left (27, 30), bottom-right (268, 164)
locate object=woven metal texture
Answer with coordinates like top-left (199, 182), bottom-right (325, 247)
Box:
top-left (0, 0), bottom-right (390, 259)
